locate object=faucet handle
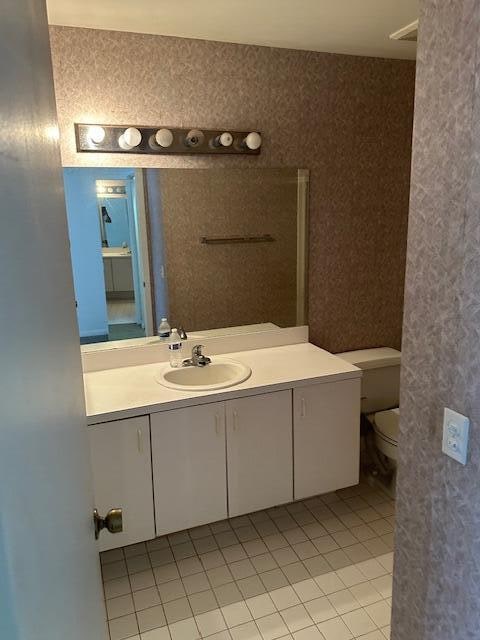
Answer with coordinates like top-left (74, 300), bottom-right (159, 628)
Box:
top-left (192, 344), bottom-right (204, 356)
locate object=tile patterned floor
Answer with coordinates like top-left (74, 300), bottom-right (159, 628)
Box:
top-left (101, 483), bottom-right (395, 640)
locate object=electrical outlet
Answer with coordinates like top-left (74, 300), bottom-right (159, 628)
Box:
top-left (442, 408), bottom-right (469, 465)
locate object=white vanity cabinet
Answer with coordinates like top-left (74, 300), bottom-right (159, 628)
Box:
top-left (293, 379), bottom-right (361, 500)
top-left (87, 415), bottom-right (155, 551)
top-left (151, 403), bottom-right (228, 536)
top-left (86, 368), bottom-right (361, 547)
top-left (226, 391), bottom-right (293, 517)
top-left (103, 256), bottom-right (134, 293)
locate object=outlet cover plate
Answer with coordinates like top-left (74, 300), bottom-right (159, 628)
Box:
top-left (442, 407), bottom-right (469, 465)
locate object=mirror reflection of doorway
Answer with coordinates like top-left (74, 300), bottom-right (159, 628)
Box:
top-left (63, 168), bottom-right (153, 344)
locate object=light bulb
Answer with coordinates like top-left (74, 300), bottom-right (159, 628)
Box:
top-left (244, 132), bottom-right (262, 150)
top-left (185, 129), bottom-right (205, 147)
top-left (155, 128), bottom-right (174, 148)
top-left (213, 132), bottom-right (233, 147)
top-left (118, 127), bottom-right (142, 150)
top-left (87, 125), bottom-right (106, 145)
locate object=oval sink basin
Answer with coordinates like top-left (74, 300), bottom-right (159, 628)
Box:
top-left (156, 358), bottom-right (251, 391)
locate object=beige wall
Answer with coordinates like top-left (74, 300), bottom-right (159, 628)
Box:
top-left (146, 168), bottom-right (299, 332)
top-left (49, 26), bottom-right (415, 352)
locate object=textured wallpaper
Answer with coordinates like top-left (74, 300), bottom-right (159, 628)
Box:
top-left (393, 2), bottom-right (480, 639)
top-left (49, 26), bottom-right (415, 352)
top-left (145, 168), bottom-right (299, 332)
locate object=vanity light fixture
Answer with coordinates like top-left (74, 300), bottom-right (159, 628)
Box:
top-left (118, 127), bottom-right (142, 150)
top-left (75, 124), bottom-right (261, 155)
top-left (243, 132), bottom-right (262, 150)
top-left (212, 132), bottom-right (233, 148)
top-left (87, 125), bottom-right (106, 145)
top-left (154, 128), bottom-right (174, 148)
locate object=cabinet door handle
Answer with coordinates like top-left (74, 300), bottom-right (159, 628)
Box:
top-left (215, 414), bottom-right (221, 435)
top-left (137, 428), bottom-right (143, 454)
top-left (301, 398), bottom-right (306, 419)
top-left (233, 410), bottom-right (239, 431)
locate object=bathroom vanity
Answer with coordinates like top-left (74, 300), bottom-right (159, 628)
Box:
top-left (84, 337), bottom-right (362, 551)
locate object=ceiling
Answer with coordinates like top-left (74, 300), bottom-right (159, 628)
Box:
top-left (47, 0), bottom-right (418, 60)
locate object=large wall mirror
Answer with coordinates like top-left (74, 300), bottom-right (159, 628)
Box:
top-left (63, 167), bottom-right (309, 348)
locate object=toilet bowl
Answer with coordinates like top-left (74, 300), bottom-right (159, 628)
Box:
top-left (370, 407), bottom-right (399, 462)
top-left (337, 348), bottom-right (401, 489)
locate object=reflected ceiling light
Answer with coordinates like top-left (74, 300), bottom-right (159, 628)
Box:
top-left (244, 132), bottom-right (262, 150)
top-left (45, 125), bottom-right (60, 141)
top-left (87, 125), bottom-right (106, 145)
top-left (155, 128), bottom-right (174, 148)
top-left (118, 127), bottom-right (142, 150)
top-left (213, 132), bottom-right (233, 148)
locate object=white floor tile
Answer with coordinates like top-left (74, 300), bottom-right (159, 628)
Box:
top-left (206, 632), bottom-right (232, 640)
top-left (292, 579), bottom-right (323, 603)
top-left (237, 575), bottom-right (266, 598)
top-left (159, 579), bottom-right (187, 603)
top-left (131, 570), bottom-right (156, 592)
top-left (230, 621), bottom-right (263, 640)
top-left (280, 604), bottom-right (314, 632)
top-left (104, 576), bottom-right (132, 599)
top-left (316, 617), bottom-right (353, 640)
top-left (134, 587), bottom-right (162, 611)
top-left (106, 594), bottom-right (135, 620)
top-left (246, 594), bottom-right (277, 619)
top-left (222, 601), bottom-right (253, 627)
top-left (200, 551), bottom-right (226, 570)
top-left (169, 617), bottom-right (200, 640)
top-left (183, 572), bottom-right (211, 595)
top-left (155, 564), bottom-right (181, 585)
top-left (178, 558), bottom-right (204, 577)
top-left (137, 604), bottom-right (167, 633)
top-left (291, 626), bottom-right (323, 640)
top-left (270, 586), bottom-right (301, 611)
top-left (303, 597), bottom-right (337, 624)
top-left (376, 554), bottom-right (394, 573)
top-left (341, 609), bottom-right (376, 637)
top-left (195, 609), bottom-right (227, 637)
top-left (355, 560), bottom-right (387, 581)
top-left (141, 627), bottom-right (171, 640)
top-left (109, 613), bottom-right (139, 640)
top-left (335, 566), bottom-right (366, 588)
top-left (328, 590), bottom-right (362, 616)
top-left (356, 632), bottom-right (384, 640)
top-left (189, 590), bottom-right (218, 616)
top-left (313, 573), bottom-right (344, 596)
top-left (370, 576), bottom-right (392, 600)
top-left (364, 601), bottom-right (391, 628)
top-left (256, 613), bottom-right (290, 640)
top-left (349, 582), bottom-right (383, 608)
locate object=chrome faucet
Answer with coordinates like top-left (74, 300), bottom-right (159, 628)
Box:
top-left (183, 344), bottom-right (211, 368)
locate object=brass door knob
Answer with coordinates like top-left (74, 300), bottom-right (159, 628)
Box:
top-left (93, 508), bottom-right (123, 540)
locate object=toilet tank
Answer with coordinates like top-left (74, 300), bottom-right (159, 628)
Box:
top-left (337, 348), bottom-right (401, 414)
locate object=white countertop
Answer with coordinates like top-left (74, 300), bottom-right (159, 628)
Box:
top-left (84, 343), bottom-right (361, 425)
top-left (102, 248), bottom-right (131, 258)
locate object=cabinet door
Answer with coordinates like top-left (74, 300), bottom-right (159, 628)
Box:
top-left (151, 403), bottom-right (227, 536)
top-left (112, 257), bottom-right (134, 292)
top-left (293, 379), bottom-right (360, 500)
top-left (88, 416), bottom-right (155, 551)
top-left (103, 258), bottom-right (114, 292)
top-left (226, 391), bottom-right (293, 517)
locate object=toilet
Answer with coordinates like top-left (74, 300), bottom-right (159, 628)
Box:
top-left (337, 347), bottom-right (401, 492)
